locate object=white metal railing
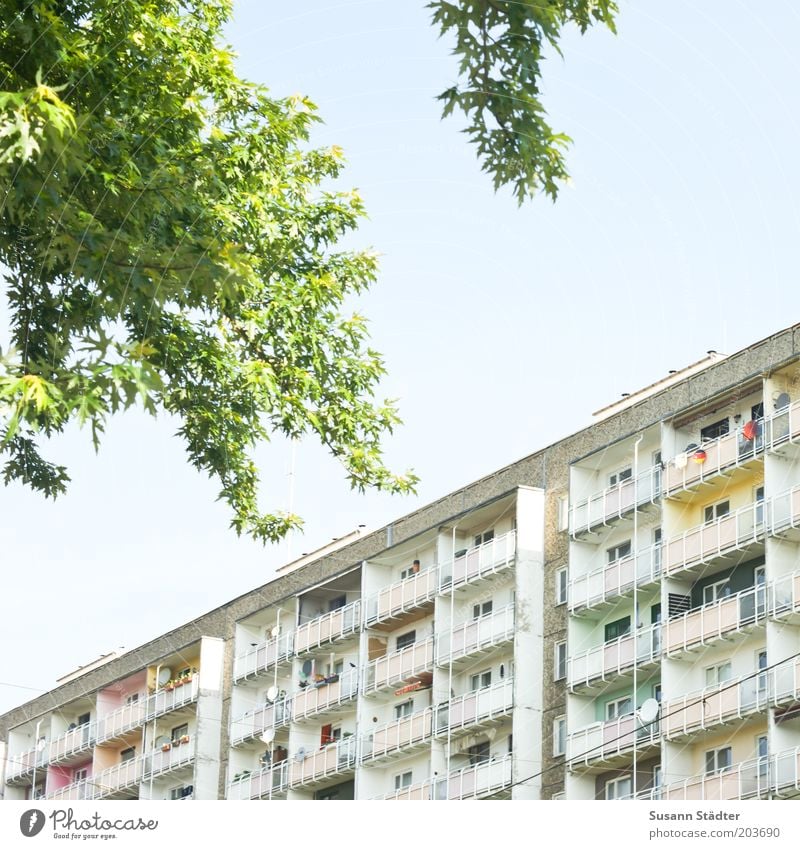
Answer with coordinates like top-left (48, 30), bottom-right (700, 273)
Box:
top-left (230, 696), bottom-right (292, 745)
top-left (440, 531), bottom-right (516, 591)
top-left (765, 399), bottom-right (800, 451)
top-left (663, 673), bottom-right (767, 738)
top-left (772, 656), bottom-right (800, 705)
top-left (233, 632), bottom-right (294, 681)
top-left (437, 604), bottom-right (515, 665)
top-left (569, 545), bottom-right (661, 612)
top-left (365, 568), bottom-right (438, 624)
top-left (773, 747), bottom-right (800, 796)
top-left (46, 778), bottom-right (93, 801)
top-left (294, 600), bottom-right (362, 654)
top-left (769, 486), bottom-right (800, 536)
top-left (771, 569), bottom-right (800, 618)
top-left (664, 501), bottom-right (764, 576)
top-left (49, 721), bottom-right (96, 763)
top-left (95, 700), bottom-right (147, 745)
top-left (364, 637), bottom-right (434, 693)
top-left (292, 669), bottom-right (358, 720)
top-left (378, 753), bottom-right (513, 801)
top-left (227, 761), bottom-right (289, 799)
top-left (4, 745), bottom-right (47, 783)
top-left (567, 713), bottom-right (659, 766)
top-left (570, 466), bottom-right (661, 538)
top-left (435, 678), bottom-right (513, 735)
top-left (147, 738), bottom-right (196, 778)
top-left (289, 737), bottom-right (357, 786)
top-left (665, 584), bottom-right (766, 655)
top-left (665, 420), bottom-right (764, 494)
top-left (658, 754), bottom-right (771, 800)
top-left (144, 675), bottom-right (200, 722)
top-left (92, 756), bottom-right (145, 798)
top-left (361, 708), bottom-right (433, 762)
top-left (568, 623), bottom-right (661, 690)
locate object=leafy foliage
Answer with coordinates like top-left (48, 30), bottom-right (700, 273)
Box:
top-left (430, 0), bottom-right (618, 202)
top-left (0, 0), bottom-right (417, 542)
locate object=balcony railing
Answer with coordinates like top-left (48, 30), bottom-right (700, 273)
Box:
top-left (567, 713), bottom-right (659, 766)
top-left (569, 545), bottom-right (661, 613)
top-left (233, 633), bottom-right (294, 681)
top-left (440, 531), bottom-right (516, 590)
top-left (4, 745), bottom-right (47, 783)
top-left (665, 422), bottom-right (764, 495)
top-left (437, 604), bottom-right (515, 665)
top-left (773, 747), bottom-right (800, 796)
top-left (765, 399), bottom-right (800, 451)
top-left (361, 708), bottom-right (433, 762)
top-left (46, 778), bottom-right (93, 801)
top-left (664, 502), bottom-right (764, 576)
top-left (772, 569), bottom-right (800, 619)
top-left (772, 657), bottom-right (800, 706)
top-left (770, 486), bottom-right (800, 536)
top-left (365, 568), bottom-right (438, 625)
top-left (292, 669), bottom-right (358, 721)
top-left (49, 722), bottom-right (96, 764)
top-left (294, 600), bottom-right (362, 654)
top-left (289, 738), bottom-right (357, 787)
top-left (144, 675), bottom-right (200, 722)
top-left (147, 739), bottom-right (196, 778)
top-left (92, 756), bottom-right (144, 799)
top-left (570, 466), bottom-right (661, 538)
top-left (568, 623), bottom-right (661, 690)
top-left (435, 678), bottom-right (513, 735)
top-left (664, 584), bottom-right (766, 655)
top-left (663, 674), bottom-right (767, 738)
top-left (227, 762), bottom-right (289, 799)
top-left (364, 638), bottom-right (434, 693)
top-left (378, 753), bottom-right (513, 800)
top-left (230, 696), bottom-right (292, 745)
top-left (658, 755), bottom-right (770, 800)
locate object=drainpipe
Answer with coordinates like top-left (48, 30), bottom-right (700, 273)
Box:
top-left (149, 664), bottom-right (161, 800)
top-left (31, 719), bottom-right (42, 800)
top-left (632, 434), bottom-right (643, 798)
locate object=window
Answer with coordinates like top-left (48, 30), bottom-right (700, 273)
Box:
top-left (605, 775), bottom-right (632, 800)
top-left (653, 765), bottom-right (662, 789)
top-left (119, 747), bottom-right (135, 763)
top-left (556, 567), bottom-right (568, 605)
top-left (653, 683), bottom-right (662, 703)
top-left (328, 595), bottom-right (347, 612)
top-left (169, 785), bottom-right (193, 800)
top-left (604, 616), bottom-right (631, 643)
top-left (605, 696), bottom-right (633, 721)
top-left (467, 740), bottom-right (491, 765)
top-left (607, 540), bottom-right (632, 563)
top-left (171, 723), bottom-right (189, 743)
top-left (394, 771), bottom-right (413, 790)
top-left (473, 529), bottom-right (495, 547)
top-left (756, 735), bottom-right (768, 778)
top-left (74, 767), bottom-right (89, 782)
top-left (757, 650), bottom-right (768, 698)
top-left (609, 467), bottom-right (632, 487)
top-left (471, 670), bottom-right (492, 691)
top-left (125, 693), bottom-right (139, 706)
top-left (702, 578), bottom-right (731, 605)
top-left (705, 661), bottom-right (733, 687)
top-left (394, 700), bottom-right (414, 719)
top-left (553, 716), bottom-right (566, 756)
top-left (705, 746), bottom-right (732, 775)
top-left (76, 713), bottom-right (90, 727)
top-left (704, 500), bottom-right (730, 524)
top-left (396, 630), bottom-right (416, 651)
top-left (557, 496), bottom-right (569, 532)
top-left (472, 600), bottom-right (493, 619)
top-left (701, 417), bottom-right (730, 442)
top-left (650, 603), bottom-right (662, 624)
top-left (400, 560), bottom-right (421, 580)
top-left (554, 641), bottom-right (567, 680)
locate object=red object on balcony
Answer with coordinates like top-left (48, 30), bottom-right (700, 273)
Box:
top-left (742, 420), bottom-right (758, 441)
top-left (320, 724), bottom-right (334, 745)
top-left (692, 449), bottom-right (707, 464)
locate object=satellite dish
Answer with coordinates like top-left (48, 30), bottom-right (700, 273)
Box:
top-left (270, 625), bottom-right (281, 638)
top-left (295, 747), bottom-right (306, 762)
top-left (157, 668), bottom-right (172, 685)
top-left (260, 729), bottom-right (276, 745)
top-left (301, 660), bottom-right (313, 677)
top-left (639, 698), bottom-right (660, 724)
top-left (776, 392), bottom-right (790, 410)
top-left (155, 735), bottom-right (171, 748)
top-left (266, 686), bottom-right (278, 703)
top-left (36, 738), bottom-right (47, 752)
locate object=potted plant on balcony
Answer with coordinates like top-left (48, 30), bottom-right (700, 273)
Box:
top-left (161, 742), bottom-right (171, 752)
top-left (179, 734), bottom-right (190, 744)
top-left (164, 680), bottom-right (175, 692)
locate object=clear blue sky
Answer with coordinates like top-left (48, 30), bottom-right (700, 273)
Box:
top-left (2, 1), bottom-right (800, 713)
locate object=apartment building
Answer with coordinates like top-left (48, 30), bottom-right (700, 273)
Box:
top-left (3, 323), bottom-right (800, 801)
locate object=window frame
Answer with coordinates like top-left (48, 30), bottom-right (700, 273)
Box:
top-left (554, 641), bottom-right (567, 681)
top-left (556, 567), bottom-right (568, 605)
top-left (394, 699), bottom-right (414, 720)
top-left (553, 715), bottom-right (566, 757)
top-left (472, 600), bottom-right (493, 619)
top-left (394, 770), bottom-right (413, 790)
top-left (705, 660), bottom-right (733, 688)
top-left (395, 629), bottom-right (417, 651)
top-left (605, 696), bottom-right (633, 721)
top-left (470, 669), bottom-right (492, 691)
top-left (604, 775), bottom-right (632, 800)
top-left (703, 500), bottom-right (730, 524)
top-left (702, 578), bottom-right (732, 606)
top-left (705, 746), bottom-right (733, 775)
top-left (604, 616), bottom-right (631, 643)
top-left (606, 540), bottom-right (632, 564)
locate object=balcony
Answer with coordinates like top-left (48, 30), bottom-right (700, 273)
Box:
top-left (227, 762), bottom-right (289, 799)
top-left (289, 738), bottom-right (357, 788)
top-left (568, 623), bottom-right (661, 691)
top-left (380, 754), bottom-right (514, 800)
top-left (664, 502), bottom-right (764, 577)
top-left (765, 398), bottom-right (800, 451)
top-left (46, 779), bottom-right (93, 801)
top-left (363, 638), bottom-right (434, 694)
top-left (773, 657), bottom-right (800, 708)
top-left (772, 569), bottom-right (800, 622)
top-left (664, 585), bottom-right (766, 656)
top-left (360, 708), bottom-right (433, 763)
top-left (663, 674), bottom-right (767, 739)
top-left (294, 600), bottom-right (361, 655)
top-left (773, 747), bottom-right (800, 797)
top-left (292, 669), bottom-right (358, 721)
top-left (440, 531), bottom-right (516, 591)
top-left (4, 746), bottom-right (47, 784)
top-left (569, 545), bottom-right (661, 614)
top-left (436, 604), bottom-right (515, 666)
top-left (770, 486), bottom-right (800, 538)
top-left (665, 423), bottom-right (764, 496)
top-left (49, 722), bottom-right (96, 765)
top-left (365, 569), bottom-right (437, 626)
top-left (567, 714), bottom-right (659, 768)
top-left (435, 678), bottom-right (514, 736)
top-left (658, 755), bottom-right (770, 800)
top-left (570, 467), bottom-right (660, 538)
top-left (233, 633), bottom-right (294, 682)
top-left (230, 696), bottom-right (292, 745)
top-left (148, 738), bottom-right (196, 779)
top-left (93, 756), bottom-right (144, 799)
top-left (95, 700), bottom-right (148, 745)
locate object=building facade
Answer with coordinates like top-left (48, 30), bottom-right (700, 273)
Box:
top-left (3, 324), bottom-right (800, 801)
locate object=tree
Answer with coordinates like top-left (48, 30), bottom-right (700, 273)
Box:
top-left (0, 0), bottom-right (616, 541)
